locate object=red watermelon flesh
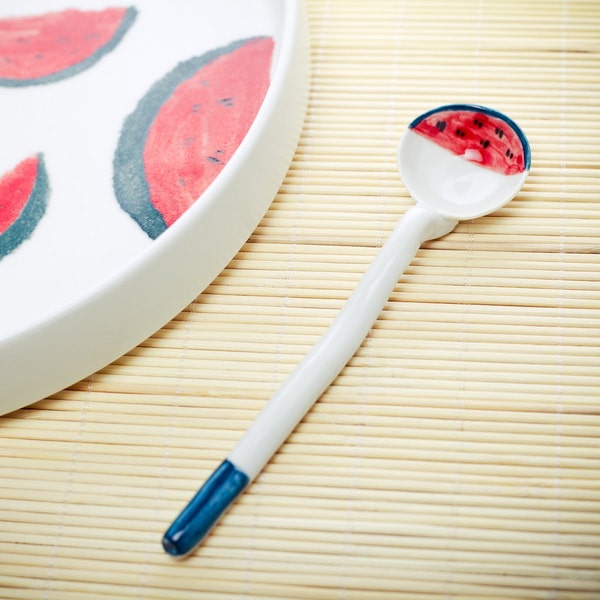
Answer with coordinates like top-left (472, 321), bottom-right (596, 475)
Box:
top-left (0, 154), bottom-right (49, 259)
top-left (143, 37), bottom-right (273, 228)
top-left (0, 156), bottom-right (37, 234)
top-left (0, 7), bottom-right (136, 85)
top-left (411, 109), bottom-right (526, 176)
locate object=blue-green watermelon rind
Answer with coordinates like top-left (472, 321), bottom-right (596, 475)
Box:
top-left (0, 7), bottom-right (137, 88)
top-left (0, 153), bottom-right (49, 260)
top-left (113, 38), bottom-right (264, 240)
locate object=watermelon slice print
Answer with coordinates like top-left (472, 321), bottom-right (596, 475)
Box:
top-left (113, 36), bottom-right (274, 239)
top-left (410, 104), bottom-right (531, 176)
top-left (0, 154), bottom-right (49, 260)
top-left (0, 7), bottom-right (137, 87)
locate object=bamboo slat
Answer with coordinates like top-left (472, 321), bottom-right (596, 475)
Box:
top-left (1, 1), bottom-right (600, 599)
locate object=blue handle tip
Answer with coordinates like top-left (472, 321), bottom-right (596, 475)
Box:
top-left (162, 459), bottom-right (249, 557)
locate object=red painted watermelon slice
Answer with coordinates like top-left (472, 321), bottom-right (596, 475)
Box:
top-left (0, 7), bottom-right (136, 86)
top-left (113, 36), bottom-right (274, 239)
top-left (0, 154), bottom-right (49, 260)
top-left (410, 105), bottom-right (530, 176)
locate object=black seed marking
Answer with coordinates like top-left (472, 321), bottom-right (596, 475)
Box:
top-left (436, 120), bottom-right (446, 132)
top-left (495, 127), bottom-right (504, 139)
top-left (455, 128), bottom-right (466, 138)
top-left (218, 97), bottom-right (234, 107)
top-left (192, 103), bottom-right (202, 113)
top-left (474, 118), bottom-right (484, 128)
top-left (480, 139), bottom-right (490, 149)
top-left (207, 156), bottom-right (221, 163)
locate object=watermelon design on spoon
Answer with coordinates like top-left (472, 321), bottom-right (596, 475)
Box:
top-left (410, 104), bottom-right (531, 176)
top-left (0, 154), bottom-right (49, 260)
top-left (113, 36), bottom-right (274, 239)
top-left (0, 7), bottom-right (137, 87)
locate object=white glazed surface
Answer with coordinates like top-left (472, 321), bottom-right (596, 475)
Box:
top-left (228, 105), bottom-right (530, 479)
top-left (228, 205), bottom-right (458, 479)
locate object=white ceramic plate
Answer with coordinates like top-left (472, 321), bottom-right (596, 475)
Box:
top-left (0, 0), bottom-right (310, 413)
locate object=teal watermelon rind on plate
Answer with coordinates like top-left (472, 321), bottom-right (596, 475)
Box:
top-left (113, 36), bottom-right (274, 239)
top-left (0, 154), bottom-right (49, 260)
top-left (0, 7), bottom-right (137, 87)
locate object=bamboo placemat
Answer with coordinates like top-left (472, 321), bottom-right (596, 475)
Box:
top-left (1, 1), bottom-right (599, 598)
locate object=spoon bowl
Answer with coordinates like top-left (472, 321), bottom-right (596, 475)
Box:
top-left (398, 104), bottom-right (530, 220)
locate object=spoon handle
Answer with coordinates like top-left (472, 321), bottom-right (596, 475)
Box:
top-left (163, 204), bottom-right (457, 557)
top-left (229, 204), bottom-right (457, 475)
